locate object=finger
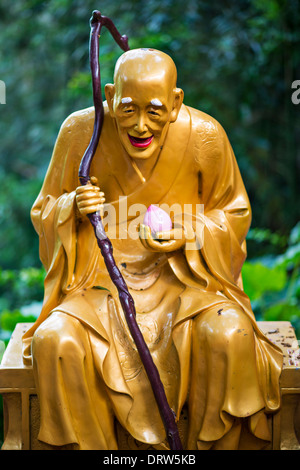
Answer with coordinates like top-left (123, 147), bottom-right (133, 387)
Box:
top-left (139, 225), bottom-right (158, 250)
top-left (90, 176), bottom-right (99, 186)
top-left (140, 226), bottom-right (165, 250)
top-left (76, 184), bottom-right (101, 195)
top-left (76, 190), bottom-right (102, 202)
top-left (140, 225), bottom-right (149, 242)
top-left (154, 238), bottom-right (184, 252)
top-left (155, 228), bottom-right (184, 241)
top-left (79, 205), bottom-right (102, 216)
top-left (139, 225), bottom-right (184, 252)
top-left (77, 198), bottom-right (103, 210)
top-left (155, 230), bottom-right (172, 240)
top-left (139, 224), bottom-right (151, 240)
top-left (76, 182), bottom-right (98, 191)
top-left (139, 225), bottom-right (149, 249)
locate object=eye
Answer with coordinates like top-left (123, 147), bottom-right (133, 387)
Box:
top-left (148, 110), bottom-right (159, 116)
top-left (124, 109), bottom-right (134, 114)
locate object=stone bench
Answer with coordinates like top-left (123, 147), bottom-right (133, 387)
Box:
top-left (0, 321), bottom-right (299, 450)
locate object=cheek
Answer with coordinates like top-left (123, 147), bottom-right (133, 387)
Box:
top-left (116, 117), bottom-right (169, 135)
top-left (116, 118), bottom-right (134, 131)
top-left (152, 119), bottom-right (170, 139)
top-left (151, 122), bottom-right (167, 135)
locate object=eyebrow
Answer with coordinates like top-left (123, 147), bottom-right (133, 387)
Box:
top-left (121, 97), bottom-right (132, 104)
top-left (150, 98), bottom-right (163, 107)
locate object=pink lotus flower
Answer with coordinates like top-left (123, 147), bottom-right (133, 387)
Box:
top-left (143, 205), bottom-right (172, 235)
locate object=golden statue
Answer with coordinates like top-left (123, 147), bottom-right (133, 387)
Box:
top-left (22, 42), bottom-right (283, 450)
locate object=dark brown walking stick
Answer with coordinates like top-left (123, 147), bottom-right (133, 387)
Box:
top-left (78, 10), bottom-right (183, 451)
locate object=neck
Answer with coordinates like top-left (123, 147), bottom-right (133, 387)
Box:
top-left (131, 149), bottom-right (161, 183)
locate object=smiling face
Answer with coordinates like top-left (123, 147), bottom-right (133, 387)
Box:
top-left (105, 49), bottom-right (183, 160)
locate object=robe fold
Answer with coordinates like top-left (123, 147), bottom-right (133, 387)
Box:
top-left (23, 102), bottom-right (282, 449)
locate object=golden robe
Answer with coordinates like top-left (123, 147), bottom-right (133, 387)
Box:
top-left (22, 102), bottom-right (283, 450)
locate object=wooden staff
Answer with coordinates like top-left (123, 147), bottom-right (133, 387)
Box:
top-left (78, 10), bottom-right (183, 451)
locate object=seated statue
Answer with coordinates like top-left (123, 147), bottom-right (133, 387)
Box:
top-left (22, 48), bottom-right (283, 450)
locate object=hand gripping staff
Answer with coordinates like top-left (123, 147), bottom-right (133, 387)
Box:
top-left (78, 11), bottom-right (183, 451)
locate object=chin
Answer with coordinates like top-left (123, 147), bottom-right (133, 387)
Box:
top-left (128, 149), bottom-right (156, 159)
top-left (123, 141), bottom-right (160, 160)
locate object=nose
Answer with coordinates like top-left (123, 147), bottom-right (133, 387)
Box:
top-left (134, 112), bottom-right (148, 134)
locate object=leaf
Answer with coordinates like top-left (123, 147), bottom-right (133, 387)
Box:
top-left (274, 243), bottom-right (300, 270)
top-left (242, 261), bottom-right (287, 300)
top-left (263, 302), bottom-right (300, 323)
top-left (0, 309), bottom-right (37, 333)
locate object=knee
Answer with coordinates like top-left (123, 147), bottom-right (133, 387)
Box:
top-left (32, 312), bottom-right (85, 361)
top-left (194, 304), bottom-right (254, 347)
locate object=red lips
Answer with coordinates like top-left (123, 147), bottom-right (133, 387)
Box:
top-left (128, 134), bottom-right (154, 148)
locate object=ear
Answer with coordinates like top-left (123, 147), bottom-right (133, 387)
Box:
top-left (169, 88), bottom-right (184, 123)
top-left (104, 84), bottom-right (115, 117)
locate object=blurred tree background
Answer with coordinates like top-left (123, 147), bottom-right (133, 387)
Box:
top-left (0, 0), bottom-right (299, 445)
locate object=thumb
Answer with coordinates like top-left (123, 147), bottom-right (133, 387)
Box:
top-left (90, 176), bottom-right (99, 186)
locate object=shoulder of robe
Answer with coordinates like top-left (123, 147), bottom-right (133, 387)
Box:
top-left (185, 105), bottom-right (228, 165)
top-left (55, 104), bottom-right (113, 164)
top-left (59, 106), bottom-right (95, 138)
top-left (58, 103), bottom-right (111, 139)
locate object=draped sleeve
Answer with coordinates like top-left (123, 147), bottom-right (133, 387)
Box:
top-left (168, 110), bottom-right (255, 322)
top-left (194, 116), bottom-right (251, 285)
top-left (192, 114), bottom-right (253, 313)
top-left (22, 109), bottom-right (99, 363)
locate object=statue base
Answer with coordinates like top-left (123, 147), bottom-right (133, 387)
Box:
top-left (0, 322), bottom-right (299, 450)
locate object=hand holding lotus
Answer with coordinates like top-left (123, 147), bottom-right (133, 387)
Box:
top-left (139, 205), bottom-right (186, 252)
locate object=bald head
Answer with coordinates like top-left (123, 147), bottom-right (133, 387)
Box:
top-left (104, 48), bottom-right (183, 160)
top-left (114, 48), bottom-right (178, 90)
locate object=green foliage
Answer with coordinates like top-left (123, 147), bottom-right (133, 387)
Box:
top-left (243, 222), bottom-right (300, 337)
top-left (0, 266), bottom-right (45, 310)
top-left (0, 266), bottom-right (45, 344)
top-left (0, 171), bottom-right (41, 269)
top-left (242, 262), bottom-right (287, 301)
top-left (0, 309), bottom-right (38, 337)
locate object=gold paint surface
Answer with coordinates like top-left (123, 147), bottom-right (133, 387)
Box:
top-left (17, 49), bottom-right (284, 450)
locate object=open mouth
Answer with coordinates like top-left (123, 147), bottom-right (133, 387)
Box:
top-left (128, 134), bottom-right (154, 148)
